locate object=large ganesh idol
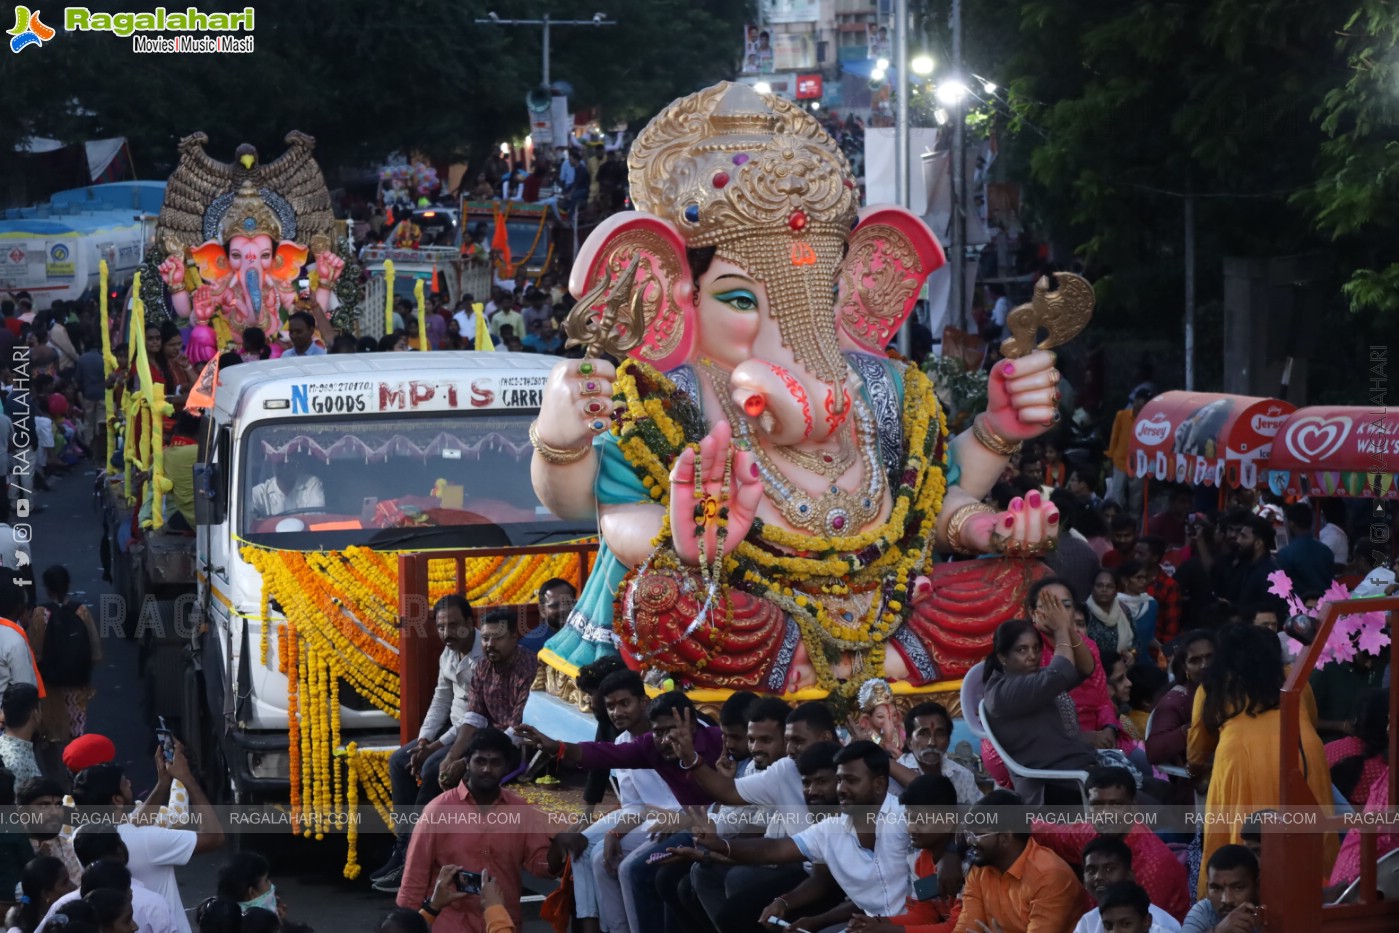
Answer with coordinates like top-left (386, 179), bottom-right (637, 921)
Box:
top-left (153, 132), bottom-right (344, 349)
top-left (532, 83), bottom-right (1087, 696)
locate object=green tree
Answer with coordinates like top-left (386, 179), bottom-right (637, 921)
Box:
top-left (2, 0), bottom-right (751, 189)
top-left (991, 0), bottom-right (1389, 400)
top-left (1291, 2), bottom-right (1399, 322)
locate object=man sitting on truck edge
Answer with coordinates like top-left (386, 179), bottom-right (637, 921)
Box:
top-left (435, 610), bottom-right (537, 793)
top-left (370, 595), bottom-right (481, 890)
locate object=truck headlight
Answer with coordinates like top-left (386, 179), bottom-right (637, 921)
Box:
top-left (247, 752), bottom-right (289, 780)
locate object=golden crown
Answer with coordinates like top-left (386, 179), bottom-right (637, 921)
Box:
top-left (857, 677), bottom-right (896, 711)
top-left (218, 179), bottom-right (285, 243)
top-left (628, 82), bottom-right (859, 249)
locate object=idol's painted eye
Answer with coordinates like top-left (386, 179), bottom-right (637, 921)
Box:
top-left (712, 288), bottom-right (759, 312)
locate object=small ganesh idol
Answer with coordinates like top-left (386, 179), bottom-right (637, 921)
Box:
top-left (854, 679), bottom-right (905, 754)
top-left (530, 82), bottom-right (1094, 698)
top-left (153, 131), bottom-right (345, 346)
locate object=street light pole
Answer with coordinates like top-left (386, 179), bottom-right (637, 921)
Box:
top-left (475, 11), bottom-right (617, 93)
top-left (894, 0), bottom-right (910, 211)
top-left (949, 0), bottom-right (966, 333)
top-left (894, 0), bottom-right (913, 357)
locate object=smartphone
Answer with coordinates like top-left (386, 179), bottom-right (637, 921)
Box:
top-left (912, 873), bottom-right (941, 901)
top-left (765, 919), bottom-right (791, 929)
top-left (455, 870), bottom-right (482, 895)
top-left (157, 727), bottom-right (176, 766)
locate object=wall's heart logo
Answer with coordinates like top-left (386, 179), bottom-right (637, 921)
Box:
top-left (1283, 416), bottom-right (1352, 464)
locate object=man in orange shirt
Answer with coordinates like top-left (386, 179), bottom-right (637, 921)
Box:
top-left (1106, 389), bottom-right (1150, 511)
top-left (953, 790), bottom-right (1088, 933)
top-left (397, 728), bottom-right (567, 933)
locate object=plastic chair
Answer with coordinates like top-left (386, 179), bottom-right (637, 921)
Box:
top-left (979, 697), bottom-right (1090, 810)
top-left (1144, 707), bottom-right (1190, 780)
top-left (961, 661), bottom-right (988, 738)
top-left (1334, 846), bottom-right (1399, 904)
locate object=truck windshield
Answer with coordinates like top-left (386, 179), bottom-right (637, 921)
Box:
top-left (238, 412), bottom-right (592, 551)
top-left (411, 210), bottom-right (458, 248)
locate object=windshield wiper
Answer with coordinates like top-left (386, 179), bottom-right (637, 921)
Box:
top-left (367, 525), bottom-right (509, 550)
top-left (519, 527), bottom-right (596, 545)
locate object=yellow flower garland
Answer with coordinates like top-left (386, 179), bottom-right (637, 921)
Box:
top-left (241, 544), bottom-right (591, 870)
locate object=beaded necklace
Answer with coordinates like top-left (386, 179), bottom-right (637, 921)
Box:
top-left (698, 359), bottom-right (886, 537)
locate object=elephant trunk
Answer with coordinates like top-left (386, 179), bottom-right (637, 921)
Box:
top-left (729, 358), bottom-right (850, 447)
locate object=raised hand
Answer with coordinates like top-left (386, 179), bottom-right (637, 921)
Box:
top-left (536, 357), bottom-right (617, 455)
top-left (158, 255), bottom-right (185, 288)
top-left (314, 251), bottom-right (344, 285)
top-left (669, 420), bottom-right (763, 567)
top-left (957, 490), bottom-right (1061, 558)
top-left (984, 350), bottom-right (1061, 440)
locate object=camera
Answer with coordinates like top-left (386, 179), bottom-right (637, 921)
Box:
top-left (455, 870), bottom-right (482, 894)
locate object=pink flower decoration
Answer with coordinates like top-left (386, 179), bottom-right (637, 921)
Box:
top-left (1357, 623), bottom-right (1391, 656)
top-left (1267, 570), bottom-right (1294, 598)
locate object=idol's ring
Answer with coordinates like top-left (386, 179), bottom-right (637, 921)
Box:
top-left (587, 418), bottom-right (609, 434)
top-left (584, 399), bottom-right (608, 417)
top-left (578, 360), bottom-right (596, 377)
top-left (580, 380), bottom-right (602, 396)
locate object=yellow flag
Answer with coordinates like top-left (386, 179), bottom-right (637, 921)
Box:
top-left (474, 302), bottom-right (495, 352)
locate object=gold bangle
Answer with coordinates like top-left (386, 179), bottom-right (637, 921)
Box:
top-left (166, 282), bottom-right (186, 293)
top-left (529, 420), bottom-right (593, 465)
top-left (972, 415), bottom-right (1022, 457)
top-left (946, 502), bottom-right (999, 555)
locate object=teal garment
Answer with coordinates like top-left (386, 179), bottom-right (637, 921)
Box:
top-left (541, 355), bottom-right (958, 672)
top-left (540, 430), bottom-right (649, 669)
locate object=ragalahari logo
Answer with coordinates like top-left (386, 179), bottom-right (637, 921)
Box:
top-left (8, 6), bottom-right (55, 53)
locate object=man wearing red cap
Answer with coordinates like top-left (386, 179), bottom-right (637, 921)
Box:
top-left (64, 733), bottom-right (116, 774)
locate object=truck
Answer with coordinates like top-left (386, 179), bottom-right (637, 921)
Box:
top-left (0, 182), bottom-right (165, 310)
top-left (108, 351), bottom-right (596, 804)
top-left (358, 207), bottom-right (490, 332)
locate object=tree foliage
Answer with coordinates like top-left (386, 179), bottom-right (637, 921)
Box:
top-left (1, 0), bottom-right (750, 184)
top-left (1290, 2), bottom-right (1399, 317)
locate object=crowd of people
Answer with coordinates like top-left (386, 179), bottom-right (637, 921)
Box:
top-left (2, 255), bottom-right (1394, 933)
top-left (343, 435), bottom-right (1393, 933)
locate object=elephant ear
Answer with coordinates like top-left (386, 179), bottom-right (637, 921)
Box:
top-left (268, 241), bottom-right (310, 284)
top-left (835, 207), bottom-right (946, 354)
top-left (567, 212), bottom-right (695, 370)
top-left (189, 241), bottom-right (232, 282)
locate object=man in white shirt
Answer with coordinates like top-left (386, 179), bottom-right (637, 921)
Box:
top-left (571, 669), bottom-right (682, 933)
top-left (1317, 501), bottom-right (1349, 570)
top-left (679, 699), bottom-right (843, 927)
top-left (45, 827), bottom-right (180, 933)
top-left (695, 741), bottom-right (912, 931)
top-left (1075, 836), bottom-right (1181, 933)
top-left (370, 595), bottom-right (481, 887)
top-left (1092, 881), bottom-right (1180, 933)
top-left (72, 746), bottom-right (225, 933)
top-left (888, 700), bottom-right (982, 805)
top-left (488, 295), bottom-right (525, 342)
top-left (279, 311), bottom-right (327, 358)
top-left (451, 298), bottom-right (479, 348)
top-left (249, 455), bottom-right (326, 520)
top-left (0, 585), bottom-right (37, 694)
top-left (0, 683), bottom-right (42, 784)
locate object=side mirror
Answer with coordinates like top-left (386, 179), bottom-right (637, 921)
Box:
top-left (194, 463), bottom-right (226, 526)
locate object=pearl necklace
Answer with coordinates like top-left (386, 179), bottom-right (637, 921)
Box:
top-left (700, 361), bottom-right (885, 537)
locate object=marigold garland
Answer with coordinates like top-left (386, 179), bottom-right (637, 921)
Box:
top-left (610, 359), bottom-right (949, 697)
top-left (241, 544), bottom-right (590, 868)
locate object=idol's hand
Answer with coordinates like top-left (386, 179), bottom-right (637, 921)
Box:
top-left (984, 350), bottom-right (1060, 439)
top-left (669, 420), bottom-right (763, 567)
